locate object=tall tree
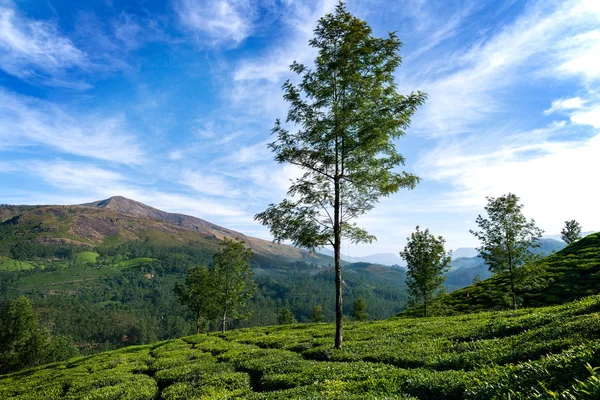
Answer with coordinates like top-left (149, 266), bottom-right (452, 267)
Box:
top-left (400, 226), bottom-right (451, 317)
top-left (561, 220), bottom-right (582, 244)
top-left (174, 266), bottom-right (216, 334)
top-left (351, 297), bottom-right (368, 321)
top-left (211, 238), bottom-right (257, 333)
top-left (255, 2), bottom-right (425, 349)
top-left (470, 193), bottom-right (543, 310)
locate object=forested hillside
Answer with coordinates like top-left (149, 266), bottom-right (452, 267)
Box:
top-left (0, 200), bottom-right (409, 356)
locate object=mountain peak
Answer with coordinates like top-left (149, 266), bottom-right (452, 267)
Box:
top-left (82, 196), bottom-right (160, 216)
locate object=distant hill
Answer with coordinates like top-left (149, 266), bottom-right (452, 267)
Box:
top-left (423, 232), bottom-right (600, 315)
top-left (544, 231), bottom-right (595, 241)
top-left (316, 248), bottom-right (405, 266)
top-left (0, 196), bottom-right (332, 267)
top-left (443, 238), bottom-right (568, 291)
top-left (452, 247), bottom-right (478, 259)
top-left (445, 257), bottom-right (489, 291)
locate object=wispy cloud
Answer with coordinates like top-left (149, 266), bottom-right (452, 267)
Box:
top-left (2, 159), bottom-right (247, 218)
top-left (0, 3), bottom-right (89, 88)
top-left (0, 90), bottom-right (144, 164)
top-left (571, 105), bottom-right (600, 128)
top-left (180, 169), bottom-right (241, 197)
top-left (411, 0), bottom-right (600, 136)
top-left (174, 0), bottom-right (258, 47)
top-left (544, 97), bottom-right (587, 115)
top-left (419, 129), bottom-right (600, 234)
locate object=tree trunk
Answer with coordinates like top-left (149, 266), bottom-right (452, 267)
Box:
top-left (508, 246), bottom-right (517, 310)
top-left (424, 297), bottom-right (427, 318)
top-left (334, 177), bottom-right (343, 349)
top-left (222, 310), bottom-right (227, 333)
top-left (509, 271), bottom-right (517, 310)
top-left (196, 313), bottom-right (201, 334)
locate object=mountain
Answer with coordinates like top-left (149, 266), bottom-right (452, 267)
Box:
top-left (0, 196), bottom-right (331, 267)
top-left (316, 248), bottom-right (405, 266)
top-left (450, 238), bottom-right (566, 262)
top-left (544, 231), bottom-right (595, 241)
top-left (452, 247), bottom-right (478, 259)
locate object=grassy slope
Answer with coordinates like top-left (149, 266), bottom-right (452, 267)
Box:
top-left (429, 232), bottom-right (600, 315)
top-left (2, 295), bottom-right (600, 399)
top-left (0, 256), bottom-right (35, 271)
top-left (74, 251), bottom-right (100, 264)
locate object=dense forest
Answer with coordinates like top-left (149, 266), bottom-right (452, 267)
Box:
top-left (0, 238), bottom-right (407, 355)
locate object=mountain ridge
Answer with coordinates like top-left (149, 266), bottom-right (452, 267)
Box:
top-left (1, 196), bottom-right (332, 267)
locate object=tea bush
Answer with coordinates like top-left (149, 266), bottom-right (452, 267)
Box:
top-left (2, 295), bottom-right (600, 399)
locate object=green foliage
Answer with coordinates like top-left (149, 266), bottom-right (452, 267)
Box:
top-left (174, 266), bottom-right (215, 334)
top-left (470, 193), bottom-right (544, 310)
top-left (211, 238), bottom-right (257, 333)
top-left (561, 220), bottom-right (582, 245)
top-left (277, 307), bottom-right (296, 325)
top-left (0, 296), bottom-right (79, 374)
top-left (0, 257), bottom-right (35, 271)
top-left (255, 1), bottom-right (425, 350)
top-left (74, 252), bottom-right (99, 264)
top-left (401, 226), bottom-right (452, 317)
top-left (311, 305), bottom-right (324, 323)
top-left (351, 298), bottom-right (368, 321)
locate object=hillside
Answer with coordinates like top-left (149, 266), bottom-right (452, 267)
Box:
top-left (432, 232), bottom-right (600, 314)
top-left (443, 238), bottom-right (568, 292)
top-left (0, 196), bottom-right (331, 267)
top-left (0, 198), bottom-right (410, 351)
top-left (2, 295), bottom-right (600, 399)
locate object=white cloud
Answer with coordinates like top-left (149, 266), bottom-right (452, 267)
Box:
top-left (233, 0), bottom-right (337, 82)
top-left (412, 0), bottom-right (600, 136)
top-left (29, 161), bottom-right (126, 189)
top-left (556, 29), bottom-right (600, 81)
top-left (544, 97), bottom-right (587, 115)
top-left (0, 4), bottom-right (89, 87)
top-left (3, 159), bottom-right (247, 218)
top-left (175, 0), bottom-right (257, 47)
top-left (571, 105), bottom-right (600, 128)
top-left (0, 90), bottom-right (144, 164)
top-left (180, 169), bottom-right (240, 197)
top-left (227, 0), bottom-right (337, 120)
top-left (420, 130), bottom-right (600, 235)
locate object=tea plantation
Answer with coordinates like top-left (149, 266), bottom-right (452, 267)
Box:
top-left (2, 294), bottom-right (600, 399)
top-left (421, 232), bottom-right (600, 315)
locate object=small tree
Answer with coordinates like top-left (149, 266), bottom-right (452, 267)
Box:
top-left (400, 226), bottom-right (451, 317)
top-left (561, 220), bottom-right (582, 244)
top-left (254, 2), bottom-right (425, 349)
top-left (311, 304), bottom-right (324, 322)
top-left (211, 238), bottom-right (257, 333)
top-left (174, 266), bottom-right (216, 334)
top-left (351, 297), bottom-right (368, 321)
top-left (277, 306), bottom-right (296, 325)
top-left (470, 193), bottom-right (543, 310)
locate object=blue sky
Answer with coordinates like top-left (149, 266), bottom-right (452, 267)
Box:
top-left (0, 0), bottom-right (599, 256)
